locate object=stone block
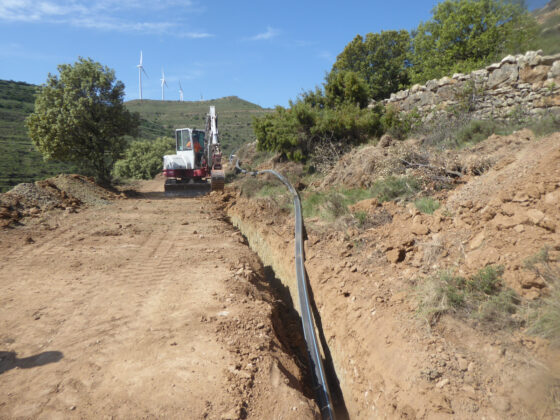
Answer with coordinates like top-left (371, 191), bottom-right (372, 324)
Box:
top-left (548, 61), bottom-right (560, 79)
top-left (438, 76), bottom-right (456, 87)
top-left (520, 50), bottom-right (543, 67)
top-left (519, 64), bottom-right (550, 83)
top-left (541, 53), bottom-right (560, 66)
top-left (487, 62), bottom-right (501, 71)
top-left (419, 91), bottom-right (435, 106)
top-left (436, 84), bottom-right (457, 101)
top-left (487, 63), bottom-right (519, 89)
top-left (471, 69), bottom-right (488, 82)
top-left (395, 90), bottom-right (409, 100)
top-left (426, 79), bottom-right (439, 92)
top-left (453, 73), bottom-right (469, 81)
top-left (535, 95), bottom-right (560, 108)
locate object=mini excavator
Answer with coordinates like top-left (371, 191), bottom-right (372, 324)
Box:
top-left (163, 106), bottom-right (225, 196)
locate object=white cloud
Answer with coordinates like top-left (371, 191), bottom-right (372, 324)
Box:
top-left (179, 32), bottom-right (213, 39)
top-left (0, 0), bottom-right (211, 37)
top-left (248, 26), bottom-right (279, 41)
top-left (317, 50), bottom-right (333, 61)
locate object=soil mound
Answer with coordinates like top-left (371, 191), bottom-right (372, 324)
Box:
top-left (317, 129), bottom-right (536, 190)
top-left (0, 174), bottom-right (120, 227)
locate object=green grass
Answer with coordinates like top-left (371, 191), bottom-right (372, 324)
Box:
top-left (525, 247), bottom-right (560, 346)
top-left (370, 175), bottom-right (420, 202)
top-left (302, 188), bottom-right (373, 221)
top-left (300, 176), bottom-right (421, 221)
top-left (415, 197), bottom-right (440, 214)
top-left (417, 265), bottom-right (521, 327)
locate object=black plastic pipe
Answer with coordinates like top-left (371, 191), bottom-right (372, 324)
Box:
top-left (233, 158), bottom-right (335, 420)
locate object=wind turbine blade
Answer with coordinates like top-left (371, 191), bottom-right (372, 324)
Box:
top-left (142, 67), bottom-right (148, 78)
top-left (139, 50), bottom-right (143, 65)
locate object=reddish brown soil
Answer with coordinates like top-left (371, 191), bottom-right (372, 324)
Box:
top-left (224, 132), bottom-right (560, 419)
top-left (0, 178), bottom-right (317, 419)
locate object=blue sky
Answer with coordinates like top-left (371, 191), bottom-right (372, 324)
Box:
top-left (0, 0), bottom-right (550, 108)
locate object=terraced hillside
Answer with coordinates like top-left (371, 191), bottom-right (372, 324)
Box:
top-left (125, 97), bottom-right (273, 156)
top-left (0, 80), bottom-right (271, 192)
top-left (0, 80), bottom-right (76, 192)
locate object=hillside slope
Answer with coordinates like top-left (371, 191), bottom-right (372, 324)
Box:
top-left (226, 130), bottom-right (560, 419)
top-left (124, 96), bottom-right (272, 156)
top-left (0, 80), bottom-right (270, 192)
top-left (0, 80), bottom-right (76, 192)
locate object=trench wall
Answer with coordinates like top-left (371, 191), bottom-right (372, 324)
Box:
top-left (229, 212), bottom-right (359, 418)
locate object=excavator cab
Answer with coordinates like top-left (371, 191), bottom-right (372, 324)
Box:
top-left (163, 106), bottom-right (224, 196)
top-left (175, 129), bottom-right (205, 168)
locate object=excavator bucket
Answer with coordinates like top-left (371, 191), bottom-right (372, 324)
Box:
top-left (164, 179), bottom-right (211, 197)
top-left (210, 170), bottom-right (225, 192)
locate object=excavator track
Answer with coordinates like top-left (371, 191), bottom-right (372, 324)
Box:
top-left (164, 179), bottom-right (211, 197)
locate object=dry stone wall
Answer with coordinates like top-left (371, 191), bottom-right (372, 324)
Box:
top-left (381, 51), bottom-right (560, 120)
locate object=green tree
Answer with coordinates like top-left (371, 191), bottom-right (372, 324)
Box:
top-left (254, 106), bottom-right (304, 161)
top-left (331, 30), bottom-right (411, 101)
top-left (410, 0), bottom-right (538, 84)
top-left (324, 70), bottom-right (369, 108)
top-left (27, 57), bottom-right (139, 183)
top-left (254, 101), bottom-right (384, 161)
top-left (114, 137), bottom-right (175, 180)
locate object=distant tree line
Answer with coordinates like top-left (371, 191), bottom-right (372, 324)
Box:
top-left (254, 0), bottom-right (538, 161)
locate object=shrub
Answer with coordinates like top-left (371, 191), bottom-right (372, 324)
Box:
top-left (527, 288), bottom-right (560, 346)
top-left (455, 120), bottom-right (498, 147)
top-left (324, 70), bottom-right (369, 108)
top-left (353, 211), bottom-right (368, 227)
top-left (525, 247), bottom-right (560, 345)
top-left (371, 176), bottom-right (420, 202)
top-left (380, 105), bottom-right (421, 140)
top-left (415, 197), bottom-right (440, 214)
top-left (528, 112), bottom-right (560, 137)
top-left (414, 115), bottom-right (512, 149)
top-left (113, 136), bottom-right (174, 180)
top-left (417, 265), bottom-right (520, 327)
top-left (254, 97), bottom-right (384, 162)
top-left (302, 188), bottom-right (373, 221)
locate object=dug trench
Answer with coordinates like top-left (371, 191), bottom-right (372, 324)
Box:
top-left (215, 131), bottom-right (560, 419)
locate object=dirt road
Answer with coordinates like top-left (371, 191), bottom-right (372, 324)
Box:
top-left (0, 179), bottom-right (316, 419)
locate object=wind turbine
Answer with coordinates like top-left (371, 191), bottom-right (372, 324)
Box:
top-left (178, 81), bottom-right (184, 102)
top-left (160, 68), bottom-right (168, 101)
top-left (137, 50), bottom-right (148, 101)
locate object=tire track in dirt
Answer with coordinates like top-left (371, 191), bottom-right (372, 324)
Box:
top-left (1, 180), bottom-right (318, 419)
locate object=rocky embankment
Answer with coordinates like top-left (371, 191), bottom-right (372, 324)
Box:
top-left (222, 131), bottom-right (560, 419)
